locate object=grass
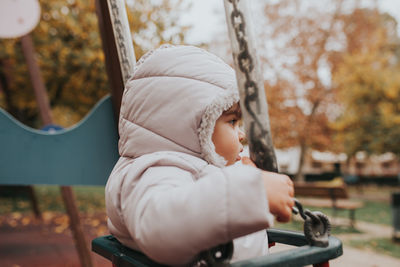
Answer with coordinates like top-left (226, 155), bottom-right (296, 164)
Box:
top-left (275, 218), bottom-right (363, 235)
top-left (352, 200), bottom-right (392, 225)
top-left (349, 238), bottom-right (400, 259)
top-left (0, 185), bottom-right (392, 224)
top-left (0, 185), bottom-right (105, 215)
top-left (299, 200), bottom-right (392, 226)
top-left (274, 185), bottom-right (398, 258)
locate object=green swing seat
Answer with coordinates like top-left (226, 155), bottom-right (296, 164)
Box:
top-left (92, 228), bottom-right (343, 267)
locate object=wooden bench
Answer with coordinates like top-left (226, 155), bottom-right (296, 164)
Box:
top-left (294, 182), bottom-right (363, 226)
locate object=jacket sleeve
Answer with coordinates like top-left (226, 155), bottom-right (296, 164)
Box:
top-left (121, 164), bottom-right (274, 265)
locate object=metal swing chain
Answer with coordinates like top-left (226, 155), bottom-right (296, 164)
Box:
top-left (197, 1), bottom-right (331, 265)
top-left (228, 0), bottom-right (278, 172)
top-left (293, 199), bottom-right (331, 247)
top-left (227, 0), bottom-right (331, 248)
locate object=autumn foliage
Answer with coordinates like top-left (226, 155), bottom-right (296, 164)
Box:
top-left (332, 8), bottom-right (400, 157)
top-left (0, 0), bottom-right (188, 128)
top-left (254, 0), bottom-right (400, 177)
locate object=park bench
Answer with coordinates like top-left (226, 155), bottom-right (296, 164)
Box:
top-left (294, 182), bottom-right (364, 226)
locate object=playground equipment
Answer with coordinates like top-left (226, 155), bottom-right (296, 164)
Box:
top-left (0, 96), bottom-right (118, 186)
top-left (91, 0), bottom-right (341, 266)
top-left (0, 95), bottom-right (119, 267)
top-left (0, 1), bottom-right (121, 266)
top-left (0, 0), bottom-right (343, 266)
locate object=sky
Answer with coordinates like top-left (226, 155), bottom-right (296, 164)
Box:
top-left (180, 0), bottom-right (225, 44)
top-left (180, 0), bottom-right (400, 44)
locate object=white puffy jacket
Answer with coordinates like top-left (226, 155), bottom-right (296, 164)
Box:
top-left (105, 45), bottom-right (274, 265)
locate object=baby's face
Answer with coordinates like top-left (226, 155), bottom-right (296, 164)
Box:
top-left (212, 103), bottom-right (244, 166)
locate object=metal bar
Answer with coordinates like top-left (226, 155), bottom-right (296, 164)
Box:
top-left (95, 0), bottom-right (125, 119)
top-left (223, 0), bottom-right (278, 172)
top-left (20, 34), bottom-right (53, 126)
top-left (20, 33), bottom-right (94, 267)
top-left (61, 186), bottom-right (94, 267)
top-left (313, 262), bottom-right (330, 267)
top-left (105, 0), bottom-right (136, 86)
top-left (27, 186), bottom-right (42, 219)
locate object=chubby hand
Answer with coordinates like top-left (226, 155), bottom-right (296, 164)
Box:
top-left (242, 156), bottom-right (294, 222)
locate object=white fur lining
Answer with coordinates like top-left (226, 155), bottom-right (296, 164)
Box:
top-left (198, 89), bottom-right (239, 167)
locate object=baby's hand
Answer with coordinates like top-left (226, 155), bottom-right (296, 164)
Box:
top-left (241, 156), bottom-right (256, 167)
top-left (262, 171), bottom-right (294, 222)
top-left (242, 156), bottom-right (294, 222)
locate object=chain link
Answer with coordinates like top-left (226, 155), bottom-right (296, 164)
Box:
top-left (227, 1), bottom-right (331, 248)
top-left (228, 0), bottom-right (277, 171)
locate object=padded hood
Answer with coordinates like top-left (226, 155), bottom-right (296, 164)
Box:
top-left (118, 45), bottom-right (239, 167)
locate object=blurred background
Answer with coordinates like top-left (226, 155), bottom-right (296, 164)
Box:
top-left (0, 0), bottom-right (400, 266)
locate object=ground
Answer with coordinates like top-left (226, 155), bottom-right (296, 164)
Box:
top-left (1, 213), bottom-right (399, 267)
top-left (272, 218), bottom-right (400, 267)
top-left (1, 184), bottom-right (399, 266)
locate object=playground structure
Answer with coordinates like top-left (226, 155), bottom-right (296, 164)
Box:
top-left (0, 0), bottom-right (343, 266)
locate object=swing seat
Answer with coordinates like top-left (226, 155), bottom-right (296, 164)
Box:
top-left (92, 229), bottom-right (343, 267)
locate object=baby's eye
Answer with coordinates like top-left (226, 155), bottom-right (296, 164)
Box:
top-left (229, 119), bottom-right (238, 125)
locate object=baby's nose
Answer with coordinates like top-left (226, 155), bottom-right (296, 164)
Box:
top-left (238, 129), bottom-right (245, 141)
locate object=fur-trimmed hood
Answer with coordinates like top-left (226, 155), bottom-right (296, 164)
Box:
top-left (118, 45), bottom-right (239, 166)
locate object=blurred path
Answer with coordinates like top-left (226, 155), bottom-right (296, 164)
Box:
top-left (330, 245), bottom-right (400, 267)
top-left (333, 217), bottom-right (392, 240)
top-left (271, 242), bottom-right (400, 267)
top-left (333, 219), bottom-right (400, 267)
top-left (271, 218), bottom-right (400, 267)
top-left (0, 222), bottom-right (109, 267)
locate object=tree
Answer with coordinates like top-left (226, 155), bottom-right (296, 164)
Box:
top-left (259, 0), bottom-right (348, 180)
top-left (207, 1), bottom-right (351, 179)
top-left (241, 0), bottom-right (400, 180)
top-left (332, 9), bottom-right (400, 157)
top-left (0, 0), bottom-right (189, 128)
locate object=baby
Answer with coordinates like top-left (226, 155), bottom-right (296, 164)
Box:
top-left (105, 45), bottom-right (294, 265)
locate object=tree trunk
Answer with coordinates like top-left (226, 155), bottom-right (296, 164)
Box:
top-left (295, 140), bottom-right (307, 182)
top-left (294, 0), bottom-right (345, 182)
top-left (20, 34), bottom-right (53, 126)
top-left (0, 59), bottom-right (20, 119)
